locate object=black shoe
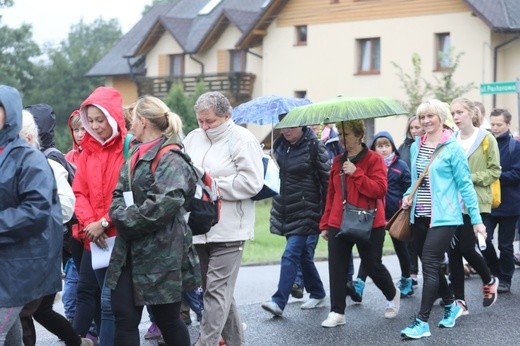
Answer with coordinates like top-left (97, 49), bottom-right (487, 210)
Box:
top-left (497, 282), bottom-right (511, 293)
top-left (291, 284), bottom-right (304, 299)
top-left (346, 281), bottom-right (362, 303)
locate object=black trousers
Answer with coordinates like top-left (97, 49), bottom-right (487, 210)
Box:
top-left (328, 226), bottom-right (396, 314)
top-left (448, 214), bottom-right (492, 300)
top-left (412, 217), bottom-right (455, 321)
top-left (111, 265), bottom-right (189, 346)
top-left (21, 293), bottom-right (82, 346)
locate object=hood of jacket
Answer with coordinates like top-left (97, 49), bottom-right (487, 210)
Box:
top-left (67, 109), bottom-right (81, 152)
top-left (25, 103), bottom-right (56, 151)
top-left (0, 85), bottom-right (23, 147)
top-left (79, 86), bottom-right (127, 151)
top-left (370, 130), bottom-right (399, 155)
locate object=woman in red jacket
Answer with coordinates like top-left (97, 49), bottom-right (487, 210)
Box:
top-left (319, 119), bottom-right (400, 328)
top-left (72, 86), bottom-right (127, 346)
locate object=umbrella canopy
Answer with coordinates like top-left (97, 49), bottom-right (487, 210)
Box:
top-left (232, 95), bottom-right (312, 125)
top-left (276, 96), bottom-right (409, 129)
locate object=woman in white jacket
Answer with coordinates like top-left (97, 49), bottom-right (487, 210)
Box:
top-left (183, 91), bottom-right (264, 346)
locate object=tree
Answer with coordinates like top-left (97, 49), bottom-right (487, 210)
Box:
top-left (0, 23), bottom-right (41, 92)
top-left (426, 49), bottom-right (476, 103)
top-left (391, 53), bottom-right (429, 115)
top-left (164, 82), bottom-right (206, 135)
top-left (392, 49), bottom-right (476, 114)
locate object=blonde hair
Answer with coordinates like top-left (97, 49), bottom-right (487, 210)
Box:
top-left (451, 97), bottom-right (480, 127)
top-left (70, 112), bottom-right (82, 129)
top-left (336, 119), bottom-right (365, 141)
top-left (133, 96), bottom-right (183, 139)
top-left (416, 99), bottom-right (448, 125)
top-left (20, 109), bottom-right (40, 148)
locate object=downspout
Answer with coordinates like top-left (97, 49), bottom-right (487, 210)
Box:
top-left (246, 48), bottom-right (263, 59)
top-left (493, 35), bottom-right (520, 107)
top-left (189, 55), bottom-right (205, 76)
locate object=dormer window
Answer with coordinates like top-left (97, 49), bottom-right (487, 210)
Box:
top-left (199, 0), bottom-right (222, 15)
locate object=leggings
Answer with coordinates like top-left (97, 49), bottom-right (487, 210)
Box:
top-left (0, 307), bottom-right (23, 345)
top-left (448, 214), bottom-right (492, 301)
top-left (413, 217), bottom-right (455, 321)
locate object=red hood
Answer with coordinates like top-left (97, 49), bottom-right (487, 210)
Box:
top-left (67, 109), bottom-right (81, 153)
top-left (79, 86), bottom-right (127, 153)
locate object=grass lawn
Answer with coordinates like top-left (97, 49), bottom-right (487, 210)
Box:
top-left (242, 199), bottom-right (395, 265)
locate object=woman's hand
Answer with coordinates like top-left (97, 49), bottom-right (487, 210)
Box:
top-left (84, 221), bottom-right (105, 244)
top-left (320, 230), bottom-right (329, 241)
top-left (401, 196), bottom-right (412, 209)
top-left (473, 223), bottom-right (487, 238)
top-left (342, 159), bottom-right (356, 176)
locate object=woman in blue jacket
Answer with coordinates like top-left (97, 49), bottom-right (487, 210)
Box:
top-left (400, 99), bottom-right (485, 340)
top-left (0, 85), bottom-right (62, 344)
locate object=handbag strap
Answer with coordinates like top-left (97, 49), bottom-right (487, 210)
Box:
top-left (339, 165), bottom-right (374, 209)
top-left (408, 145), bottom-right (445, 199)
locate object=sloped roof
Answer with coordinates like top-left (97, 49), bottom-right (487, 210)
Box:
top-left (464, 0), bottom-right (520, 32)
top-left (88, 0), bottom-right (274, 77)
top-left (86, 2), bottom-right (178, 77)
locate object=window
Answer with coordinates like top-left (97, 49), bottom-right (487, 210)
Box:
top-left (230, 50), bottom-right (246, 72)
top-left (294, 90), bottom-right (307, 98)
top-left (435, 33), bottom-right (451, 70)
top-left (169, 54), bottom-right (184, 78)
top-left (295, 25), bottom-right (307, 46)
top-left (357, 38), bottom-right (380, 74)
top-left (199, 0), bottom-right (222, 15)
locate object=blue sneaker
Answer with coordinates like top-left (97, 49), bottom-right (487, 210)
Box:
top-left (354, 279), bottom-right (365, 300)
top-left (397, 276), bottom-right (414, 297)
top-left (438, 303), bottom-right (463, 328)
top-left (401, 318), bottom-right (431, 339)
top-left (346, 279), bottom-right (363, 303)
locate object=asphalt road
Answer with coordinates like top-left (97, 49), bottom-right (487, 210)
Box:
top-left (36, 244), bottom-right (520, 345)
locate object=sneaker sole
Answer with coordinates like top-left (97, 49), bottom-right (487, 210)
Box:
top-left (261, 305), bottom-right (283, 317)
top-left (401, 331), bottom-right (431, 339)
top-left (321, 320), bottom-right (346, 328)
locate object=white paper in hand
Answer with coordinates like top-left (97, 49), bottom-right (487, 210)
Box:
top-left (91, 236), bottom-right (116, 270)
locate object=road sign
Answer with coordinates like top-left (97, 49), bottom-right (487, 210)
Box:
top-left (480, 81), bottom-right (519, 95)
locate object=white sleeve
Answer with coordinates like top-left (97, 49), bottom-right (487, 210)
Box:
top-left (48, 159), bottom-right (76, 224)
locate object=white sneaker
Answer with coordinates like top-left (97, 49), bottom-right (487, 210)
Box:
top-left (261, 301), bottom-right (283, 316)
top-left (301, 297), bottom-right (326, 309)
top-left (321, 312), bottom-right (346, 328)
top-left (384, 288), bottom-right (400, 318)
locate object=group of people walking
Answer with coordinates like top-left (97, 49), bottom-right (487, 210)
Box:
top-left (1, 80), bottom-right (519, 345)
top-left (260, 97), bottom-right (520, 341)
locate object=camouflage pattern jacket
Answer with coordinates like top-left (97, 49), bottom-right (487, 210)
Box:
top-left (107, 136), bottom-right (200, 306)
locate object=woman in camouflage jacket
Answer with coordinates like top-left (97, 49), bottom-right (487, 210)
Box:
top-left (107, 96), bottom-right (199, 346)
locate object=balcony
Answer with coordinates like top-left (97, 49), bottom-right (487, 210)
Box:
top-left (135, 72), bottom-right (256, 105)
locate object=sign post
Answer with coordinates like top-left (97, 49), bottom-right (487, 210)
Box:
top-left (480, 80), bottom-right (520, 134)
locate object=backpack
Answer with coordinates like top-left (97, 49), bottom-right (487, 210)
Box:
top-left (43, 147), bottom-right (76, 185)
top-left (482, 135), bottom-right (501, 208)
top-left (151, 144), bottom-right (222, 235)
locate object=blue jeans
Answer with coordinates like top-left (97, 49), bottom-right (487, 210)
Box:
top-left (272, 235), bottom-right (326, 310)
top-left (94, 267), bottom-right (115, 346)
top-left (182, 287), bottom-right (204, 320)
top-left (62, 257), bottom-right (79, 320)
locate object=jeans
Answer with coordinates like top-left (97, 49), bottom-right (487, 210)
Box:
top-left (93, 267), bottom-right (114, 346)
top-left (0, 306), bottom-right (23, 345)
top-left (412, 217), bottom-right (455, 321)
top-left (482, 214), bottom-right (519, 285)
top-left (183, 287), bottom-right (204, 320)
top-left (111, 265), bottom-right (189, 346)
top-left (294, 234), bottom-right (319, 288)
top-left (448, 214), bottom-right (492, 300)
top-left (62, 257), bottom-right (79, 321)
top-left (272, 235), bottom-right (326, 310)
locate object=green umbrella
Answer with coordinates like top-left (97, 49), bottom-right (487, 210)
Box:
top-left (275, 96), bottom-right (409, 128)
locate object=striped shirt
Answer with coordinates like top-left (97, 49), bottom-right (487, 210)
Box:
top-left (415, 144), bottom-right (435, 217)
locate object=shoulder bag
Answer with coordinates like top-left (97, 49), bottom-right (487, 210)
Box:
top-left (387, 146), bottom-right (444, 241)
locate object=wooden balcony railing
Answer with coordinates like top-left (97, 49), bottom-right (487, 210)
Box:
top-left (135, 72), bottom-right (256, 104)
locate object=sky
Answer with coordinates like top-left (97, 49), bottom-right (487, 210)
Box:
top-left (1, 0), bottom-right (152, 46)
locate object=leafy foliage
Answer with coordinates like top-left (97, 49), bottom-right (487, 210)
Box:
top-left (392, 49), bottom-right (476, 115)
top-left (164, 82), bottom-right (207, 136)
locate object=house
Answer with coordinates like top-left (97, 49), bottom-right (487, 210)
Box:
top-left (87, 0), bottom-right (520, 143)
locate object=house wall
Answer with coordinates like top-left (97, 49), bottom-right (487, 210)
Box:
top-left (259, 2), bottom-right (519, 144)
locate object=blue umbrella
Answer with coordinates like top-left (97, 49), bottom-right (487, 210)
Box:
top-left (233, 95), bottom-right (312, 125)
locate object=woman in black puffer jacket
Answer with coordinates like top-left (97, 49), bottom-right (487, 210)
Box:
top-left (261, 125), bottom-right (331, 317)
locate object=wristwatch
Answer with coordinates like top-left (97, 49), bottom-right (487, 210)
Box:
top-left (100, 218), bottom-right (109, 229)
